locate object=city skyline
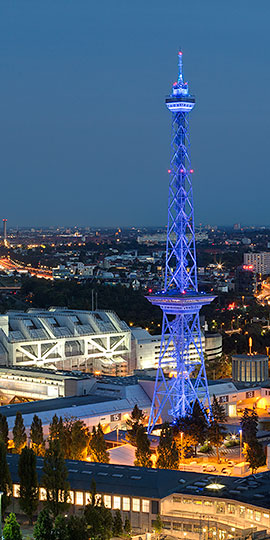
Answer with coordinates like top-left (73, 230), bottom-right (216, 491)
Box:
top-left (0, 1), bottom-right (269, 227)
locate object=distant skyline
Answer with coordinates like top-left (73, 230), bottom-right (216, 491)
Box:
top-left (0, 1), bottom-right (269, 227)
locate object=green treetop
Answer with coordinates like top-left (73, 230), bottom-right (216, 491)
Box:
top-left (89, 424), bottom-right (110, 463)
top-left (134, 425), bottom-right (152, 467)
top-left (30, 415), bottom-right (45, 456)
top-left (3, 513), bottom-right (22, 540)
top-left (18, 447), bottom-right (39, 525)
top-left (156, 422), bottom-right (179, 469)
top-left (126, 404), bottom-right (145, 446)
top-left (13, 411), bottom-right (27, 454)
top-left (0, 439), bottom-right (12, 513)
top-left (42, 438), bottom-right (70, 519)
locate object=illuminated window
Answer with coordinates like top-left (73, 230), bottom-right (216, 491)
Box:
top-left (247, 508), bottom-right (254, 520)
top-left (132, 498), bottom-right (140, 512)
top-left (113, 496), bottom-right (121, 510)
top-left (76, 492), bottom-right (84, 505)
top-left (204, 501), bottom-right (213, 506)
top-left (216, 502), bottom-right (225, 514)
top-left (255, 511), bottom-right (261, 522)
top-left (142, 500), bottom-right (150, 513)
top-left (194, 500), bottom-right (202, 505)
top-left (104, 495), bottom-right (111, 509)
top-left (228, 504), bottom-right (235, 514)
top-left (68, 491), bottom-right (74, 504)
top-left (182, 498), bottom-right (192, 504)
top-left (263, 513), bottom-right (269, 519)
top-left (13, 484), bottom-right (20, 498)
top-left (239, 506), bottom-right (245, 517)
top-left (123, 497), bottom-right (130, 511)
top-left (39, 487), bottom-right (47, 501)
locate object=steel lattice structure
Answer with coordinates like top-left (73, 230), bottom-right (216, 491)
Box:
top-left (147, 52), bottom-right (215, 433)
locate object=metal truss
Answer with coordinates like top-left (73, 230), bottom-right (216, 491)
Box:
top-left (165, 112), bottom-right (197, 293)
top-left (147, 53), bottom-right (213, 433)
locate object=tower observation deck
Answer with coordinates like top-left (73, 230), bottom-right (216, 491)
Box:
top-left (147, 52), bottom-right (215, 433)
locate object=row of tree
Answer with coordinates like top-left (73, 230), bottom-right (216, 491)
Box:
top-left (0, 411), bottom-right (110, 463)
top-left (126, 402), bottom-right (266, 473)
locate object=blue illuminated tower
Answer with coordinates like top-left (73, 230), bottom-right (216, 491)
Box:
top-left (147, 51), bottom-right (215, 433)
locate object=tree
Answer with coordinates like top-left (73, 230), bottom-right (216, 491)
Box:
top-left (49, 415), bottom-right (65, 442)
top-left (30, 415), bottom-right (45, 456)
top-left (156, 423), bottom-right (179, 469)
top-left (134, 425), bottom-right (152, 467)
top-left (123, 517), bottom-right (131, 537)
top-left (243, 441), bottom-right (266, 473)
top-left (126, 404), bottom-right (145, 446)
top-left (18, 447), bottom-right (39, 524)
top-left (13, 411), bottom-right (27, 454)
top-left (207, 419), bottom-right (226, 463)
top-left (0, 414), bottom-right (9, 449)
top-left (84, 501), bottom-right (112, 540)
top-left (69, 420), bottom-right (89, 460)
top-left (153, 514), bottom-right (163, 539)
top-left (241, 408), bottom-right (258, 444)
top-left (3, 513), bottom-right (22, 540)
top-left (34, 508), bottom-right (53, 540)
top-left (89, 424), bottom-right (110, 463)
top-left (66, 515), bottom-right (88, 540)
top-left (0, 440), bottom-right (12, 513)
top-left (112, 510), bottom-right (123, 537)
top-left (42, 438), bottom-right (70, 519)
top-left (52, 515), bottom-right (69, 540)
top-left (241, 408), bottom-right (266, 472)
top-left (212, 395), bottom-right (227, 424)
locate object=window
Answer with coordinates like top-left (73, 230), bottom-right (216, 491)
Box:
top-left (13, 484), bottom-right (20, 498)
top-left (194, 500), bottom-right (202, 505)
top-left (132, 498), bottom-right (140, 512)
top-left (182, 498), bottom-right (192, 504)
top-left (183, 524), bottom-right (192, 532)
top-left (142, 500), bottom-right (150, 513)
top-left (239, 506), bottom-right (245, 517)
top-left (173, 522), bottom-right (182, 531)
top-left (76, 492), bottom-right (84, 506)
top-left (263, 513), bottom-right (269, 519)
top-left (113, 496), bottom-right (121, 510)
top-left (68, 491), bottom-right (74, 504)
top-left (104, 495), bottom-right (111, 509)
top-left (39, 488), bottom-right (47, 501)
top-left (123, 497), bottom-right (130, 511)
top-left (204, 501), bottom-right (213, 506)
top-left (255, 511), bottom-right (261, 522)
top-left (247, 508), bottom-right (254, 520)
top-left (228, 504), bottom-right (235, 515)
top-left (216, 502), bottom-right (225, 514)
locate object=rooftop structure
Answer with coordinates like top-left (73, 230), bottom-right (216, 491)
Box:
top-left (147, 52), bottom-right (214, 431)
top-left (6, 454), bottom-right (270, 537)
top-left (0, 308), bottom-right (131, 374)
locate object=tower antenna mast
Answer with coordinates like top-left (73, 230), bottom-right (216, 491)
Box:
top-left (147, 51), bottom-right (215, 433)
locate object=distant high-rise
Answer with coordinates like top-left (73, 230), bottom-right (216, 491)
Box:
top-left (3, 219), bottom-right (7, 247)
top-left (147, 52), bottom-right (215, 433)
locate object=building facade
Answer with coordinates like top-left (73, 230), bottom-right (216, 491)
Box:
top-left (0, 308), bottom-right (131, 375)
top-left (244, 253), bottom-right (270, 275)
top-left (132, 328), bottom-right (222, 370)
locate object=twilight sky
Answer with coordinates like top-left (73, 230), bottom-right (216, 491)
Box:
top-left (0, 0), bottom-right (269, 227)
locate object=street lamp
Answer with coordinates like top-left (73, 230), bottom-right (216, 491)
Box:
top-left (239, 429), bottom-right (242, 462)
top-left (0, 490), bottom-right (3, 540)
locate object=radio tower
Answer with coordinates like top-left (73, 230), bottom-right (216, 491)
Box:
top-left (147, 52), bottom-right (215, 433)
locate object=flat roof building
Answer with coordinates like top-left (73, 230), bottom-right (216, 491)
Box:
top-left (0, 308), bottom-right (131, 375)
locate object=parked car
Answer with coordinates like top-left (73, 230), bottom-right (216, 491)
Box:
top-left (202, 465), bottom-right (216, 472)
